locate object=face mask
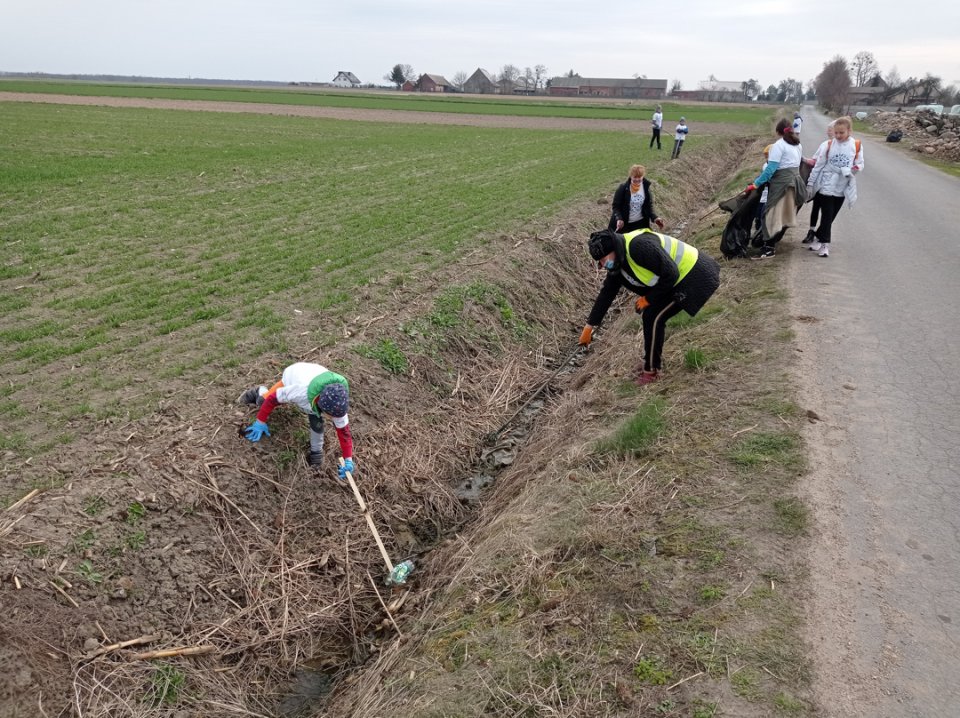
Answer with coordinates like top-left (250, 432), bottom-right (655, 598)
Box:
top-left (604, 259), bottom-right (617, 271)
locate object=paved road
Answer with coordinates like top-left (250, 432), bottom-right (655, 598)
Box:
top-left (788, 107), bottom-right (960, 716)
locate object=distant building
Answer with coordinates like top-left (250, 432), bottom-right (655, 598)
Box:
top-left (848, 76), bottom-right (890, 106)
top-left (696, 80), bottom-right (750, 101)
top-left (401, 80), bottom-right (417, 92)
top-left (332, 71), bottom-right (361, 88)
top-left (547, 76), bottom-right (667, 99)
top-left (418, 74), bottom-right (452, 93)
top-left (463, 68), bottom-right (497, 94)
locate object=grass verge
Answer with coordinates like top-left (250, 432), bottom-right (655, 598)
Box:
top-left (329, 151), bottom-right (816, 717)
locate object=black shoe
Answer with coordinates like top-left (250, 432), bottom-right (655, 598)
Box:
top-left (307, 451), bottom-right (323, 467)
top-left (753, 246), bottom-right (776, 260)
top-left (801, 229), bottom-right (816, 244)
top-left (238, 387), bottom-right (259, 405)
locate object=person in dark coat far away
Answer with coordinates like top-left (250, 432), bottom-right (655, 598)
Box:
top-left (578, 228), bottom-right (721, 386)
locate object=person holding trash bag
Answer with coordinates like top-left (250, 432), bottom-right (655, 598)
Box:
top-left (745, 118), bottom-right (807, 259)
top-left (578, 228), bottom-right (720, 386)
top-left (238, 362), bottom-right (355, 479)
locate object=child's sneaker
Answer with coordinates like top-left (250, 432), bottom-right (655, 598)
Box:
top-left (818, 244), bottom-right (830, 257)
top-left (238, 387), bottom-right (260, 405)
top-left (808, 242), bottom-right (822, 252)
top-left (754, 245), bottom-right (776, 259)
top-left (802, 229), bottom-right (816, 244)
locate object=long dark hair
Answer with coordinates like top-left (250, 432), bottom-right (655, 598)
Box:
top-left (775, 118), bottom-right (800, 145)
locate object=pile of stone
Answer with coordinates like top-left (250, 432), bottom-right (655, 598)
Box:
top-left (868, 110), bottom-right (960, 162)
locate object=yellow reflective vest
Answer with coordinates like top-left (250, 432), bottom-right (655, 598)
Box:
top-left (623, 229), bottom-right (698, 286)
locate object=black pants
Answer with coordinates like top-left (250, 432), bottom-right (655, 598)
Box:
top-left (650, 127), bottom-right (661, 149)
top-left (809, 193), bottom-right (823, 228)
top-left (814, 194), bottom-right (845, 243)
top-left (642, 298), bottom-right (684, 372)
top-left (671, 138), bottom-right (684, 159)
top-left (608, 213), bottom-right (651, 232)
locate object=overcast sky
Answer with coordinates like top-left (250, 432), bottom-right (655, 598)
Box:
top-left (2, 0), bottom-right (958, 92)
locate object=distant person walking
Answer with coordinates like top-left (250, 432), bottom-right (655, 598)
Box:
top-left (804, 116), bottom-right (864, 257)
top-left (650, 105), bottom-right (663, 150)
top-left (579, 228), bottom-right (720, 386)
top-left (608, 164), bottom-right (666, 233)
top-left (792, 111), bottom-right (803, 136)
top-left (671, 117), bottom-right (689, 159)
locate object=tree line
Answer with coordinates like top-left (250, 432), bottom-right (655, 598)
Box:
top-left (814, 50), bottom-right (958, 112)
top-left (385, 53), bottom-right (958, 109)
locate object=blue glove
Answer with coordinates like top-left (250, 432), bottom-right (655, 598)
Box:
top-left (243, 420), bottom-right (270, 442)
top-left (338, 458), bottom-right (355, 480)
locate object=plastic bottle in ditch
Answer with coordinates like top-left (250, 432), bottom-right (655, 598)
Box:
top-left (388, 559), bottom-right (415, 585)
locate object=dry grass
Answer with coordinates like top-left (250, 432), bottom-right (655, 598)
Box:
top-left (0, 132), bottom-right (797, 717)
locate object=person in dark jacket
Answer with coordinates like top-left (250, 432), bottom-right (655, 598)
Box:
top-left (578, 228), bottom-right (721, 385)
top-left (608, 164), bottom-right (666, 233)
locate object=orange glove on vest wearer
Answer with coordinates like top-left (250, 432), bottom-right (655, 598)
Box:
top-left (578, 325), bottom-right (593, 347)
top-left (635, 296), bottom-right (650, 313)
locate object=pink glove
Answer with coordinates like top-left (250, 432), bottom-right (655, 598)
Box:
top-left (745, 184), bottom-right (757, 193)
top-left (654, 217), bottom-right (665, 230)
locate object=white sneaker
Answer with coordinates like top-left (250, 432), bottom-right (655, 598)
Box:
top-left (808, 242), bottom-right (822, 252)
top-left (818, 244), bottom-right (830, 257)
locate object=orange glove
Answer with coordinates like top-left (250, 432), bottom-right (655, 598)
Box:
top-left (635, 296), bottom-right (650, 313)
top-left (578, 325), bottom-right (593, 347)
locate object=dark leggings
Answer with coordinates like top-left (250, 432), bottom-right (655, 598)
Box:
top-left (642, 298), bottom-right (684, 372)
top-left (671, 138), bottom-right (684, 158)
top-left (809, 193), bottom-right (823, 228)
top-left (308, 413), bottom-right (325, 452)
top-left (650, 127), bottom-right (661, 149)
top-left (814, 194), bottom-right (845, 243)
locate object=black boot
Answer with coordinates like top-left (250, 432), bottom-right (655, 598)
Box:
top-left (307, 451), bottom-right (323, 467)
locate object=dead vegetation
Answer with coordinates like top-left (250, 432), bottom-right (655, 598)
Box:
top-left (0, 134), bottom-right (814, 717)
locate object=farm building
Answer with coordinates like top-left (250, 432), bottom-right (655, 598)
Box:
top-left (418, 74), bottom-right (452, 93)
top-left (401, 80), bottom-right (417, 92)
top-left (696, 79), bottom-right (752, 101)
top-left (332, 71), bottom-right (361, 88)
top-left (547, 76), bottom-right (667, 99)
top-left (463, 68), bottom-right (497, 94)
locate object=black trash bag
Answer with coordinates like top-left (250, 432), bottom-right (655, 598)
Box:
top-left (886, 129), bottom-right (903, 143)
top-left (718, 188), bottom-right (762, 259)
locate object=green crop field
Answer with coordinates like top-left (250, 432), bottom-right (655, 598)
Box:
top-left (0, 79), bottom-right (774, 125)
top-left (2, 100), bottom-right (691, 467)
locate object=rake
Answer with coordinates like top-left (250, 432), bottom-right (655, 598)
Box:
top-left (339, 458), bottom-right (414, 586)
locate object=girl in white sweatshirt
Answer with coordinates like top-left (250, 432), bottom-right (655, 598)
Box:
top-left (805, 116), bottom-right (864, 257)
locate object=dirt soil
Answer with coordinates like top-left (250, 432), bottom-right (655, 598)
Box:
top-left (0, 92), bottom-right (749, 135)
top-left (1, 96), bottom-right (774, 717)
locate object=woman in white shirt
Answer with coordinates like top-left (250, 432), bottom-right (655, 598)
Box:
top-left (747, 118), bottom-right (807, 258)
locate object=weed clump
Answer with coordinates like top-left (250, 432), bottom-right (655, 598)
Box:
top-left (597, 397), bottom-right (665, 456)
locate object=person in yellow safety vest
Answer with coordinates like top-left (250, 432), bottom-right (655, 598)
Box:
top-left (579, 228), bottom-right (721, 386)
